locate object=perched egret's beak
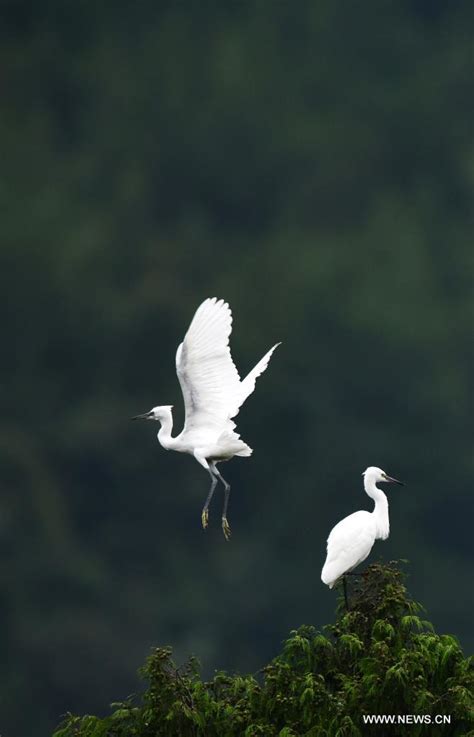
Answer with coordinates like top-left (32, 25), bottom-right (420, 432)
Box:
top-left (131, 411), bottom-right (154, 421)
top-left (383, 474), bottom-right (404, 486)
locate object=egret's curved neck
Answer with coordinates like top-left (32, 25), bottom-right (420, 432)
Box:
top-left (157, 409), bottom-right (176, 450)
top-left (364, 477), bottom-right (389, 540)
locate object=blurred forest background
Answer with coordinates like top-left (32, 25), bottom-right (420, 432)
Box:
top-left (1, 1), bottom-right (473, 735)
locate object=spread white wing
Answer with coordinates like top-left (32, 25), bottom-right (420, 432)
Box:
top-left (175, 297), bottom-right (279, 436)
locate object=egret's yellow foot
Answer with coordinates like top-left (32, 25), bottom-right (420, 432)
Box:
top-left (222, 517), bottom-right (231, 541)
top-left (201, 508), bottom-right (209, 530)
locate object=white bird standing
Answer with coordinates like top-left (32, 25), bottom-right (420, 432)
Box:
top-left (132, 297), bottom-right (280, 540)
top-left (321, 466), bottom-right (403, 604)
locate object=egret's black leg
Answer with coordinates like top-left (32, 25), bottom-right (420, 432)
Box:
top-left (212, 465), bottom-right (231, 541)
top-left (343, 575), bottom-right (349, 610)
top-left (201, 470), bottom-right (217, 530)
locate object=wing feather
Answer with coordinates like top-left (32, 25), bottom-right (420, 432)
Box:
top-left (321, 511), bottom-right (375, 587)
top-left (232, 342), bottom-right (281, 418)
top-left (175, 298), bottom-right (279, 437)
top-left (176, 298), bottom-right (242, 434)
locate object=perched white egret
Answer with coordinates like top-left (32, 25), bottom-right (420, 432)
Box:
top-left (133, 297), bottom-right (280, 540)
top-left (321, 466), bottom-right (403, 603)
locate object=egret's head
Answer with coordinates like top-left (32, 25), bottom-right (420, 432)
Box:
top-left (362, 466), bottom-right (404, 485)
top-left (132, 405), bottom-right (173, 422)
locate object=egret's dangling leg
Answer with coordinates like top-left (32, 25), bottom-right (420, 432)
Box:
top-left (201, 470), bottom-right (218, 530)
top-left (212, 464), bottom-right (231, 541)
top-left (343, 575), bottom-right (349, 610)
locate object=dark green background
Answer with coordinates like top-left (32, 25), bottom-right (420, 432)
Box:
top-left (1, 2), bottom-right (472, 735)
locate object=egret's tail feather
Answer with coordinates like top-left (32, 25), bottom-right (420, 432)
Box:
top-left (216, 430), bottom-right (252, 458)
top-left (321, 564), bottom-right (337, 589)
top-left (236, 445), bottom-right (253, 457)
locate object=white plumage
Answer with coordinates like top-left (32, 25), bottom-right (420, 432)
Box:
top-left (133, 297), bottom-right (280, 539)
top-left (321, 466), bottom-right (403, 590)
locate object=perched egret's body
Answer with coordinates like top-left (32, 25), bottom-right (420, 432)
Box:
top-left (133, 297), bottom-right (280, 539)
top-left (321, 467), bottom-right (403, 591)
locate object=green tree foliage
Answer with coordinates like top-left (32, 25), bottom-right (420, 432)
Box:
top-left (54, 563), bottom-right (473, 737)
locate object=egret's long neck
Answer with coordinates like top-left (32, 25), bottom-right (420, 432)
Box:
top-left (364, 477), bottom-right (390, 540)
top-left (157, 409), bottom-right (176, 450)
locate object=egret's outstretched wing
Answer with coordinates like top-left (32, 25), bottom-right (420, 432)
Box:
top-left (235, 342), bottom-right (280, 417)
top-left (176, 298), bottom-right (242, 433)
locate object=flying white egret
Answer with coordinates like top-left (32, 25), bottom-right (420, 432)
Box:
top-left (321, 466), bottom-right (403, 605)
top-left (132, 297), bottom-right (280, 540)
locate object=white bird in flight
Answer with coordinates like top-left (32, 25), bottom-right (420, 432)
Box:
top-left (321, 466), bottom-right (403, 604)
top-left (133, 297), bottom-right (280, 540)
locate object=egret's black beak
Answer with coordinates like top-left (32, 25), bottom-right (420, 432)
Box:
top-left (131, 411), bottom-right (153, 421)
top-left (384, 475), bottom-right (404, 486)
